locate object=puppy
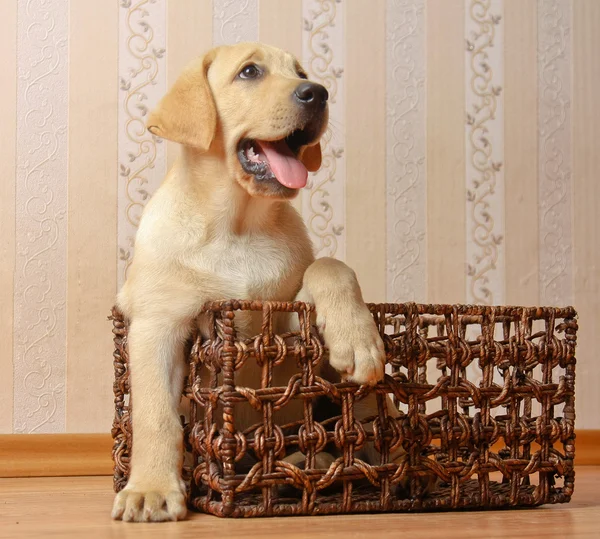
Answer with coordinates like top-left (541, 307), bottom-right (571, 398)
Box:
top-left (111, 42), bottom-right (387, 523)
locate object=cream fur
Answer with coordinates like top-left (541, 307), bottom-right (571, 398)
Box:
top-left (112, 43), bottom-right (386, 523)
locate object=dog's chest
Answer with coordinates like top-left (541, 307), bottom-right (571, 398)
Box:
top-left (197, 232), bottom-right (302, 299)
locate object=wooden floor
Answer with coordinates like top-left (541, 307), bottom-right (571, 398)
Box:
top-left (1, 469), bottom-right (599, 538)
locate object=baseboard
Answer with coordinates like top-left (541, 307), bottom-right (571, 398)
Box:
top-left (1, 431), bottom-right (598, 478)
top-left (572, 430), bottom-right (600, 466)
top-left (0, 434), bottom-right (113, 478)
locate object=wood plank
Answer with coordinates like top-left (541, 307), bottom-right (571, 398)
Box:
top-left (575, 429), bottom-right (600, 466)
top-left (1, 469), bottom-right (599, 537)
top-left (0, 434), bottom-right (113, 478)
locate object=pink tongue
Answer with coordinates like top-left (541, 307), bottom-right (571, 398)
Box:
top-left (256, 140), bottom-right (308, 189)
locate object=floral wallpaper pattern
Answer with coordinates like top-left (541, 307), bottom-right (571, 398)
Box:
top-left (6, 0), bottom-right (589, 433)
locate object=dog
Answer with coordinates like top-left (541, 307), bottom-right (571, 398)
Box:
top-left (111, 42), bottom-right (389, 522)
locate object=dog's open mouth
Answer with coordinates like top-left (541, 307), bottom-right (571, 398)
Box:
top-left (237, 129), bottom-right (314, 189)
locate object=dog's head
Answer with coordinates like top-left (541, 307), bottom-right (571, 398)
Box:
top-left (148, 42), bottom-right (328, 199)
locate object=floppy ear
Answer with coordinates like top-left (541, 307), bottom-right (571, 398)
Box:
top-left (299, 143), bottom-right (322, 172)
top-left (147, 51), bottom-right (217, 150)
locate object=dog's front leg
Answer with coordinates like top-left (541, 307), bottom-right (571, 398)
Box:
top-left (298, 257), bottom-right (385, 385)
top-left (111, 316), bottom-right (190, 522)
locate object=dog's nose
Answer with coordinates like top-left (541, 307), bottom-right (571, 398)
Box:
top-left (294, 82), bottom-right (329, 107)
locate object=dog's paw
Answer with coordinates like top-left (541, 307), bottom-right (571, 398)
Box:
top-left (111, 483), bottom-right (187, 522)
top-left (322, 306), bottom-right (385, 386)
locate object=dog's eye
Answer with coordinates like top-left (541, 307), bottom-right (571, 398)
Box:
top-left (297, 71), bottom-right (308, 80)
top-left (239, 64), bottom-right (261, 79)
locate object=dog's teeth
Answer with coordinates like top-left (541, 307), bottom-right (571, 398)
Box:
top-left (247, 146), bottom-right (263, 163)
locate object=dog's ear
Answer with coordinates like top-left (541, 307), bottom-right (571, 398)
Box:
top-left (147, 50), bottom-right (217, 151)
top-left (299, 143), bottom-right (322, 172)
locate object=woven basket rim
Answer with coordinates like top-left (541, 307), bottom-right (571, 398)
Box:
top-left (199, 299), bottom-right (577, 318)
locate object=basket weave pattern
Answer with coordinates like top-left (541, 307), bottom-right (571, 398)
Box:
top-left (111, 301), bottom-right (577, 517)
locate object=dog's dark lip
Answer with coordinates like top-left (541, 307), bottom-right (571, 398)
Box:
top-left (237, 139), bottom-right (274, 181)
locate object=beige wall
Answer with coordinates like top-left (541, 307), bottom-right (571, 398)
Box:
top-left (1, 0), bottom-right (598, 433)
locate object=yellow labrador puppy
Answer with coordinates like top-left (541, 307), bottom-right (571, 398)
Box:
top-left (112, 42), bottom-right (386, 522)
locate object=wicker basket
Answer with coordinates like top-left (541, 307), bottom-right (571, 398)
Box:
top-left (111, 301), bottom-right (577, 517)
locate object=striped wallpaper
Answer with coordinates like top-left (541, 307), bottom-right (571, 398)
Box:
top-left (0, 0), bottom-right (598, 433)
